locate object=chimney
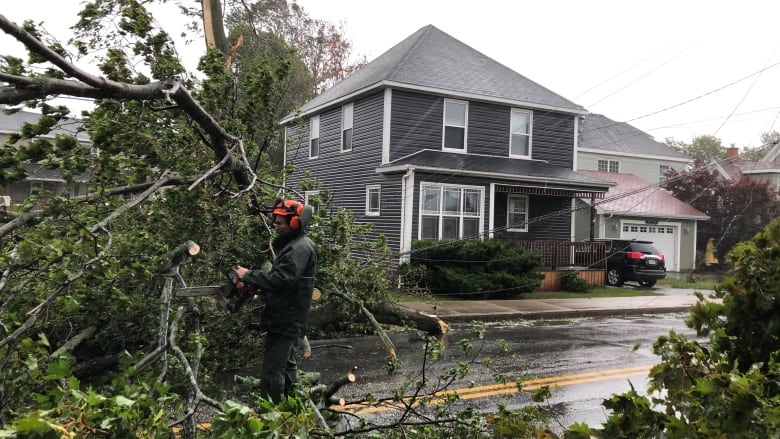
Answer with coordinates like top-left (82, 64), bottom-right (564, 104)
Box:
top-left (725, 143), bottom-right (739, 159)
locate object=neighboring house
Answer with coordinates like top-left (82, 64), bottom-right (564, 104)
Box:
top-left (574, 170), bottom-right (709, 272)
top-left (577, 113), bottom-right (692, 185)
top-left (713, 145), bottom-right (780, 193)
top-left (0, 105), bottom-right (92, 208)
top-left (573, 113), bottom-right (707, 271)
top-left (280, 25), bottom-right (612, 263)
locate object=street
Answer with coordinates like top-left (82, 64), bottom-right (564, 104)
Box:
top-left (301, 312), bottom-right (699, 433)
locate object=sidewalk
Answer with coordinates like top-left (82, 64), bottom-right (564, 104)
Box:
top-left (399, 288), bottom-right (716, 322)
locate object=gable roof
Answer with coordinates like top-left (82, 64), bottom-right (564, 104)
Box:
top-left (578, 113), bottom-right (689, 161)
top-left (379, 150), bottom-right (613, 193)
top-left (1, 107), bottom-right (91, 143)
top-left (577, 170), bottom-right (709, 220)
top-left (284, 25), bottom-right (584, 122)
top-left (712, 156), bottom-right (780, 181)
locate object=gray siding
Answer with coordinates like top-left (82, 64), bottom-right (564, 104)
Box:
top-left (389, 90), bottom-right (574, 166)
top-left (468, 101), bottom-right (509, 156)
top-left (531, 112), bottom-right (575, 168)
top-left (494, 193), bottom-right (572, 240)
top-left (284, 91), bottom-right (404, 252)
top-left (390, 91), bottom-right (442, 160)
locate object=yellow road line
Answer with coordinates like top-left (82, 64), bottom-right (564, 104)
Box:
top-left (337, 364), bottom-right (652, 414)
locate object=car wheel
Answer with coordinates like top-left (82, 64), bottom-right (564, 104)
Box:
top-left (638, 280), bottom-right (656, 288)
top-left (606, 268), bottom-right (623, 286)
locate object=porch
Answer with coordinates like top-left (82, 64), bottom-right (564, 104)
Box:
top-left (508, 240), bottom-right (607, 291)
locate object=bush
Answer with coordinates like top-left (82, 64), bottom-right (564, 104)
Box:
top-left (560, 269), bottom-right (593, 293)
top-left (408, 239), bottom-right (543, 299)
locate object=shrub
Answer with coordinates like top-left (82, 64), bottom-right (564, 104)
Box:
top-left (408, 239), bottom-right (543, 299)
top-left (560, 269), bottom-right (593, 293)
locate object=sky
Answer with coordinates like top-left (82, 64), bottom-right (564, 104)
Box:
top-left (2, 0), bottom-right (780, 149)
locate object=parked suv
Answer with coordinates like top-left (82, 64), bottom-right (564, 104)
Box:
top-left (596, 239), bottom-right (666, 287)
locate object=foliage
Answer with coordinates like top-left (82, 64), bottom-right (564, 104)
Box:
top-left (739, 130), bottom-right (779, 161)
top-left (665, 134), bottom-right (725, 166)
top-left (559, 269), bottom-right (593, 293)
top-left (565, 219), bottom-right (780, 438)
top-left (0, 0), bottom-right (374, 431)
top-left (408, 239), bottom-right (543, 299)
top-left (226, 0), bottom-right (367, 96)
top-left (663, 166), bottom-right (780, 261)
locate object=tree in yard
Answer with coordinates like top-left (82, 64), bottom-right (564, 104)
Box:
top-left (663, 166), bottom-right (780, 263)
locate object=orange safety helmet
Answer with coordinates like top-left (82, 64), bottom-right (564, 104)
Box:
top-left (272, 199), bottom-right (304, 229)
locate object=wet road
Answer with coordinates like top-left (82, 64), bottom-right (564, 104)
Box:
top-left (301, 313), bottom-right (698, 432)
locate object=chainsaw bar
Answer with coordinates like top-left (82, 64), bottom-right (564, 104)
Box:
top-left (175, 285), bottom-right (229, 297)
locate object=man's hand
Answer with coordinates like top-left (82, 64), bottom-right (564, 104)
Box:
top-left (234, 266), bottom-right (248, 290)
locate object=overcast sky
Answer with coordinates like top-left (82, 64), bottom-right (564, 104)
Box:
top-left (3, 1), bottom-right (780, 149)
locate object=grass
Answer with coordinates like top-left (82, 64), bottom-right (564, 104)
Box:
top-left (393, 273), bottom-right (722, 303)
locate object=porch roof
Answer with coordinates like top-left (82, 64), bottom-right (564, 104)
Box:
top-left (377, 149), bottom-right (613, 196)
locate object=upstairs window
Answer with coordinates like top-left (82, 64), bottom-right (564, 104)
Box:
top-left (443, 99), bottom-right (467, 151)
top-left (598, 159), bottom-right (619, 173)
top-left (365, 185), bottom-right (380, 216)
top-left (341, 103), bottom-right (353, 152)
top-left (309, 115), bottom-right (320, 158)
top-left (509, 109), bottom-right (532, 157)
top-left (507, 194), bottom-right (529, 232)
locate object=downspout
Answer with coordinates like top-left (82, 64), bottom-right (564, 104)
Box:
top-left (399, 166), bottom-right (415, 264)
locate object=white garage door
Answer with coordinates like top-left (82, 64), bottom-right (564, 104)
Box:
top-left (621, 223), bottom-right (678, 271)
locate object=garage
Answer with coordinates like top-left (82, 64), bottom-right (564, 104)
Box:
top-left (621, 222), bottom-right (678, 272)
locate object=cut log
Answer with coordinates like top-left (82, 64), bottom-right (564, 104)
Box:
top-left (307, 300), bottom-right (448, 336)
top-left (367, 303), bottom-right (448, 336)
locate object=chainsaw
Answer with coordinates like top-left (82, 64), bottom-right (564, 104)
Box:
top-left (175, 270), bottom-right (258, 313)
top-left (176, 267), bottom-right (322, 313)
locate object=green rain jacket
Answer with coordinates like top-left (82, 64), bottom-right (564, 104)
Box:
top-left (242, 231), bottom-right (316, 338)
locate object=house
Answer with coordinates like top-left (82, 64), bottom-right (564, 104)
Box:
top-left (577, 113), bottom-right (692, 185)
top-left (574, 114), bottom-right (706, 272)
top-left (0, 105), bottom-right (92, 208)
top-left (713, 145), bottom-right (780, 193)
top-left (280, 25), bottom-right (612, 263)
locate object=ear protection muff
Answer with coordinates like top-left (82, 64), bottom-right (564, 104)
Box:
top-left (272, 199), bottom-right (305, 230)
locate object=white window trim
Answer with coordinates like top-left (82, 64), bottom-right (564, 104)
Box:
top-left (341, 103), bottom-right (353, 153)
top-left (442, 98), bottom-right (468, 153)
top-left (509, 108), bottom-right (533, 158)
top-left (417, 182), bottom-right (484, 240)
top-left (309, 115), bottom-right (320, 159)
top-left (597, 159), bottom-right (620, 173)
top-left (365, 185), bottom-right (380, 216)
top-left (304, 190), bottom-right (320, 206)
top-left (506, 194), bottom-right (529, 232)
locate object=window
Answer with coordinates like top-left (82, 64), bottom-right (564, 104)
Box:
top-left (309, 115), bottom-right (319, 158)
top-left (597, 159), bottom-right (619, 173)
top-left (659, 164), bottom-right (670, 185)
top-left (304, 190), bottom-right (322, 214)
top-left (420, 183), bottom-right (482, 240)
top-left (443, 99), bottom-right (467, 151)
top-left (507, 194), bottom-right (529, 232)
top-left (509, 109), bottom-right (532, 157)
top-left (341, 103), bottom-right (353, 152)
top-left (366, 185), bottom-right (380, 216)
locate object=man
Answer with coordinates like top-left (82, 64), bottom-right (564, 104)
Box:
top-left (235, 198), bottom-right (316, 402)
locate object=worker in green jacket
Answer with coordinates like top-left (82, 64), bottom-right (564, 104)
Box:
top-left (235, 198), bottom-right (316, 402)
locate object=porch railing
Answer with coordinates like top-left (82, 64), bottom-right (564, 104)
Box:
top-left (507, 240), bottom-right (607, 270)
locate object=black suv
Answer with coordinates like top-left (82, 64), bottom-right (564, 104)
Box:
top-left (596, 239), bottom-right (666, 287)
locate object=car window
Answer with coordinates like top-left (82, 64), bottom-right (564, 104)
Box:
top-left (629, 243), bottom-right (659, 254)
